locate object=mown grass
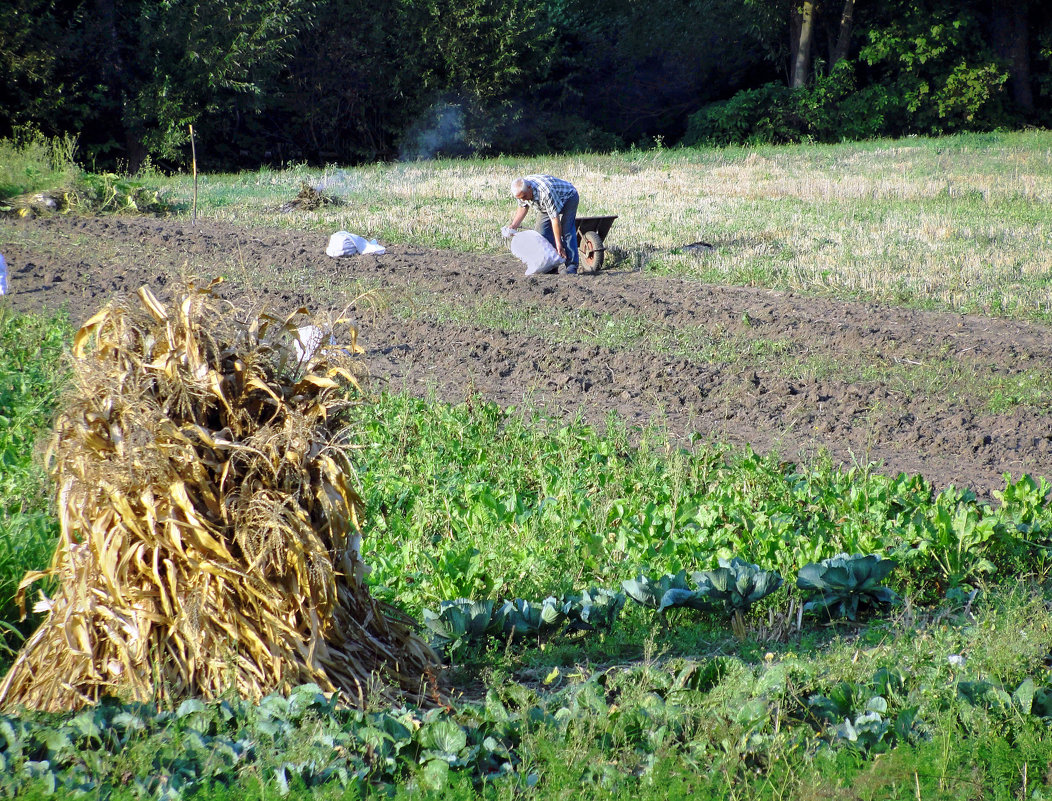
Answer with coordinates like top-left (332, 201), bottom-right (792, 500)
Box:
top-left (149, 129), bottom-right (1052, 323)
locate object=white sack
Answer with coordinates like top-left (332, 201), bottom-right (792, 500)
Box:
top-left (288, 324), bottom-right (355, 365)
top-left (326, 231), bottom-right (386, 257)
top-left (293, 324), bottom-right (328, 362)
top-left (509, 230), bottom-right (564, 275)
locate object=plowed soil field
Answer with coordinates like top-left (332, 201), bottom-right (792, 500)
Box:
top-left (3, 214), bottom-right (1051, 499)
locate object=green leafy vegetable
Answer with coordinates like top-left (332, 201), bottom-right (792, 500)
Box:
top-left (796, 553), bottom-right (899, 621)
top-left (561, 588), bottom-right (625, 632)
top-left (499, 597), bottom-right (565, 639)
top-left (622, 570), bottom-right (692, 610)
top-left (692, 557), bottom-right (783, 612)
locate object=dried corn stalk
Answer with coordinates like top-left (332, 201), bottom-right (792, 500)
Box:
top-left (0, 281), bottom-right (441, 712)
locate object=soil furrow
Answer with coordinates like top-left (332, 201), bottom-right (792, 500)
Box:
top-left (3, 214), bottom-right (1050, 498)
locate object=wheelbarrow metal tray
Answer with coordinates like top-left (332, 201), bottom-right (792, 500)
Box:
top-left (576, 215), bottom-right (618, 239)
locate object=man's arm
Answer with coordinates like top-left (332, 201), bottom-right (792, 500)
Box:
top-left (550, 214), bottom-right (565, 258)
top-left (508, 205), bottom-right (528, 229)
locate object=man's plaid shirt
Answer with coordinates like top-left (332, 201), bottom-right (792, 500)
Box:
top-left (518, 174), bottom-right (577, 219)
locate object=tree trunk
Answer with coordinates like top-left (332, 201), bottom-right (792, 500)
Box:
top-left (789, 5), bottom-right (802, 85)
top-left (791, 1), bottom-right (816, 88)
top-left (989, 0), bottom-right (1034, 113)
top-left (91, 0), bottom-right (147, 169)
top-left (831, 0), bottom-right (855, 67)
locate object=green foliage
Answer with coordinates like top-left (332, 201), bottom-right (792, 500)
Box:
top-left (121, 0), bottom-right (313, 164)
top-left (0, 129), bottom-right (79, 201)
top-left (806, 670), bottom-right (919, 756)
top-left (499, 597), bottom-right (566, 640)
top-left (0, 311), bottom-right (67, 655)
top-left (682, 0), bottom-right (1033, 148)
top-left (992, 474), bottom-right (1051, 544)
top-left (420, 0), bottom-right (553, 104)
top-left (683, 61), bottom-right (908, 147)
top-left (858, 3), bottom-right (1011, 134)
top-left (0, 0), bottom-right (313, 168)
top-left (423, 599), bottom-right (501, 655)
top-left (0, 684), bottom-right (522, 798)
top-left (683, 64), bottom-right (875, 146)
top-left (274, 0), bottom-right (435, 165)
top-left (561, 587), bottom-right (625, 633)
top-left (5, 0), bottom-right (1052, 165)
top-left (67, 172), bottom-right (167, 214)
top-left (351, 393), bottom-right (1052, 619)
top-left (421, 545), bottom-right (495, 603)
top-left (423, 588), bottom-right (624, 658)
top-left (796, 553), bottom-right (899, 621)
top-left (622, 570), bottom-right (695, 612)
top-left (896, 487), bottom-right (1003, 592)
top-left (692, 557), bottom-right (783, 613)
top-left (0, 131), bottom-right (168, 214)
top-left (622, 559), bottom-right (782, 627)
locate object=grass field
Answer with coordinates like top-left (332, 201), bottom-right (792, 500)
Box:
top-left (1, 132), bottom-right (1052, 799)
top-left (156, 130), bottom-right (1052, 323)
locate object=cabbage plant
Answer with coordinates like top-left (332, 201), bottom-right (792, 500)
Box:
top-left (561, 588), bottom-right (625, 632)
top-left (499, 597), bottom-right (565, 639)
top-left (622, 571), bottom-right (718, 621)
top-left (622, 571), bottom-right (692, 610)
top-left (796, 553), bottom-right (899, 621)
top-left (692, 557), bottom-right (783, 613)
top-left (423, 599), bottom-right (499, 654)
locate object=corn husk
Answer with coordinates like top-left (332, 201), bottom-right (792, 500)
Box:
top-left (0, 281), bottom-right (442, 712)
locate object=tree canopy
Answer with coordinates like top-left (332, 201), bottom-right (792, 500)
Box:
top-left (1, 0), bottom-right (1050, 169)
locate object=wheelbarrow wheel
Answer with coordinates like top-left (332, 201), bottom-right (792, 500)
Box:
top-left (579, 231), bottom-right (605, 272)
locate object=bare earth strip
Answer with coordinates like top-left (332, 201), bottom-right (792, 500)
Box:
top-left (3, 215), bottom-right (1051, 499)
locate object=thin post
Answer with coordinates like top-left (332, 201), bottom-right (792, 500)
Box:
top-left (189, 125), bottom-right (198, 225)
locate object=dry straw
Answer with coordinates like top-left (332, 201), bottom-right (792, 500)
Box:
top-left (0, 281), bottom-right (441, 712)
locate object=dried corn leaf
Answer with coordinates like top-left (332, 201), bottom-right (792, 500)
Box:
top-left (0, 282), bottom-right (441, 713)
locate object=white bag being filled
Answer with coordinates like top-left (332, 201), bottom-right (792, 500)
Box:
top-left (509, 230), bottom-right (564, 275)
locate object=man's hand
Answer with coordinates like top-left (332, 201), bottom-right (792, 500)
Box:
top-left (501, 226), bottom-right (517, 240)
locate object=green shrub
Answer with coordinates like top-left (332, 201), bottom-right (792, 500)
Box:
top-left (682, 63), bottom-right (884, 147)
top-left (0, 129), bottom-right (80, 201)
top-left (858, 9), bottom-right (1012, 134)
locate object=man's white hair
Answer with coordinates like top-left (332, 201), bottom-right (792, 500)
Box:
top-left (510, 177), bottom-right (529, 196)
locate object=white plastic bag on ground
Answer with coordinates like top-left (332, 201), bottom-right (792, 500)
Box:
top-left (326, 231), bottom-right (386, 257)
top-left (291, 324), bottom-right (356, 363)
top-left (509, 230), bottom-right (564, 275)
top-left (293, 325), bottom-right (328, 362)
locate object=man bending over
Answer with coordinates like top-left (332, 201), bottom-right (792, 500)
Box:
top-left (507, 175), bottom-right (579, 274)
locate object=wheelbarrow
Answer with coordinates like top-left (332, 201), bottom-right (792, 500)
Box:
top-left (575, 215), bottom-right (618, 272)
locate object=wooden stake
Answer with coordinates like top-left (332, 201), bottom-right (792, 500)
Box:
top-left (189, 125), bottom-right (198, 226)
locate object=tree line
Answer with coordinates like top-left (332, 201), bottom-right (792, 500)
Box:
top-left (1, 0), bottom-right (1049, 171)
